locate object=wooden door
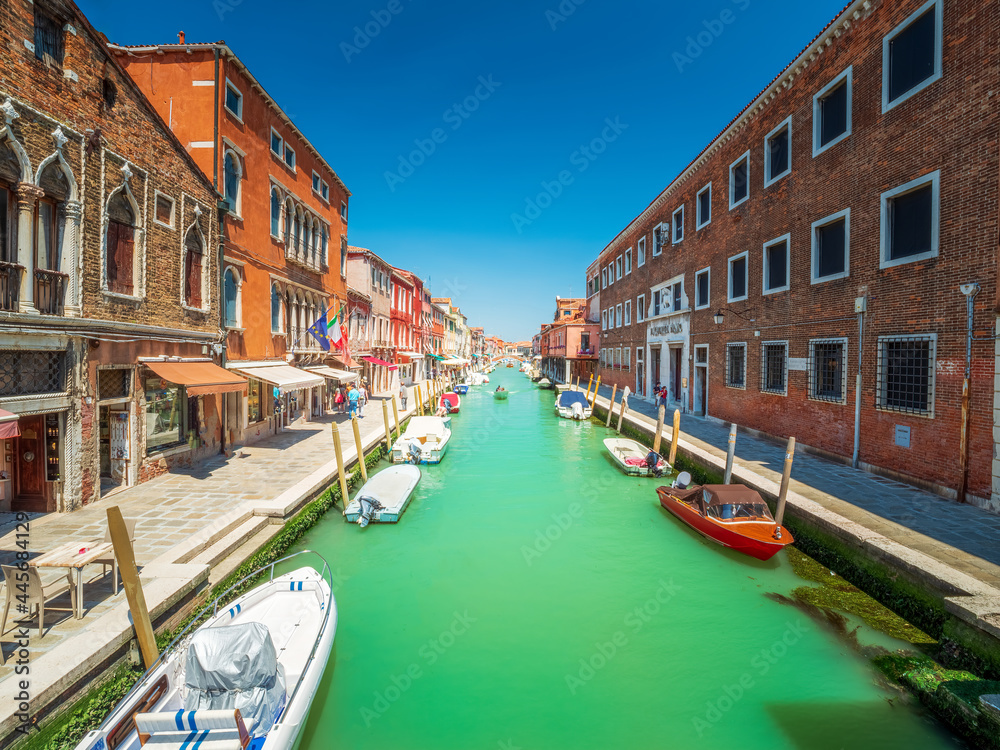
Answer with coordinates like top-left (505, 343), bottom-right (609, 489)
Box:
top-left (14, 415), bottom-right (47, 511)
top-left (671, 349), bottom-right (682, 401)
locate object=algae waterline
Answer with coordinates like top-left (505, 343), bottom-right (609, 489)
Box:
top-left (289, 370), bottom-right (962, 749)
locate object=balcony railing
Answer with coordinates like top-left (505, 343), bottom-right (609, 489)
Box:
top-left (0, 262), bottom-right (23, 312)
top-left (35, 268), bottom-right (67, 316)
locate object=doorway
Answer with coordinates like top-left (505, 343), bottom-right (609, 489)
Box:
top-left (13, 415), bottom-right (47, 512)
top-left (670, 347), bottom-right (683, 402)
top-left (694, 345), bottom-right (708, 416)
top-left (650, 347), bottom-right (661, 391)
top-left (100, 404), bottom-right (130, 496)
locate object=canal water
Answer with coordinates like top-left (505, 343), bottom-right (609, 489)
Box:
top-left (292, 368), bottom-right (962, 750)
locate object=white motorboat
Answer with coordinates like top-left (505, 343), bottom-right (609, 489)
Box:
top-left (344, 465), bottom-right (421, 526)
top-left (537, 378), bottom-right (553, 389)
top-left (75, 551), bottom-right (335, 750)
top-left (391, 416), bottom-right (452, 464)
top-left (603, 438), bottom-right (670, 477)
top-left (555, 390), bottom-right (592, 420)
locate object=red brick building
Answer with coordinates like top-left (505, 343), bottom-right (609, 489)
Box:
top-left (591, 0), bottom-right (999, 510)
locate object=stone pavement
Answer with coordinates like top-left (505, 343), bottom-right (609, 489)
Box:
top-left (589, 382), bottom-right (1000, 586)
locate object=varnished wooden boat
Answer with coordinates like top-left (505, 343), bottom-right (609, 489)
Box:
top-left (439, 392), bottom-right (461, 413)
top-left (656, 484), bottom-right (793, 561)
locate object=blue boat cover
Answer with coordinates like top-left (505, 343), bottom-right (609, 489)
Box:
top-left (559, 391), bottom-right (589, 408)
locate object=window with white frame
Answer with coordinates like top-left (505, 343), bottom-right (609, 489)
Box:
top-left (625, 248), bottom-right (632, 275)
top-left (880, 171), bottom-right (939, 269)
top-left (764, 116), bottom-right (792, 186)
top-left (637, 294), bottom-right (645, 323)
top-left (696, 183), bottom-right (711, 229)
top-left (601, 268), bottom-right (607, 289)
top-left (341, 201), bottom-right (348, 220)
top-left (809, 338), bottom-right (847, 403)
top-left (312, 171), bottom-right (322, 195)
top-left (270, 128), bottom-right (283, 157)
top-left (877, 334), bottom-right (936, 415)
top-left (270, 187), bottom-right (281, 237)
top-left (812, 209), bottom-right (850, 283)
top-left (321, 181), bottom-right (330, 201)
top-left (622, 348), bottom-right (630, 371)
top-left (154, 192), bottom-right (174, 228)
top-left (616, 256), bottom-right (623, 280)
top-left (651, 279), bottom-right (684, 317)
top-left (223, 150), bottom-right (242, 216)
top-left (607, 263), bottom-right (614, 285)
top-left (728, 251), bottom-right (748, 302)
top-left (601, 309), bottom-right (607, 330)
top-left (813, 67), bottom-right (852, 156)
top-left (883, 0), bottom-right (942, 113)
top-left (653, 225), bottom-right (665, 256)
top-left (695, 267), bottom-right (710, 309)
top-left (224, 79), bottom-right (243, 120)
top-left (624, 300), bottom-right (631, 326)
top-left (616, 348), bottom-right (622, 369)
top-left (726, 343), bottom-right (746, 389)
top-left (283, 143), bottom-right (296, 171)
top-left (729, 151), bottom-right (750, 208)
top-left (761, 341), bottom-right (788, 395)
top-left (672, 205), bottom-right (684, 244)
top-left (762, 234), bottom-right (790, 295)
top-left (615, 304), bottom-right (622, 328)
top-left (637, 236), bottom-right (646, 267)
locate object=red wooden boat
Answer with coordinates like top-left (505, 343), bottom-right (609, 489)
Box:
top-left (439, 392), bottom-right (461, 414)
top-left (656, 484), bottom-right (793, 561)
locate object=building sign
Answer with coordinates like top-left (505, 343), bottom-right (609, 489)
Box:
top-left (647, 318), bottom-right (688, 343)
top-left (788, 357), bottom-right (808, 372)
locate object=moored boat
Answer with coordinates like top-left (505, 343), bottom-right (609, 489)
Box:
top-left (74, 551), bottom-right (335, 750)
top-left (454, 383), bottom-right (470, 394)
top-left (345, 465), bottom-right (421, 526)
top-left (391, 416), bottom-right (452, 464)
top-left (493, 388), bottom-right (509, 400)
top-left (555, 390), bottom-right (592, 420)
top-left (537, 378), bottom-right (553, 389)
top-left (440, 392), bottom-right (461, 413)
top-left (656, 484), bottom-right (794, 561)
top-left (603, 438), bottom-right (669, 476)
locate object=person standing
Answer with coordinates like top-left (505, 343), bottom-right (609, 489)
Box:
top-left (348, 385), bottom-right (360, 418)
top-left (400, 383), bottom-right (408, 410)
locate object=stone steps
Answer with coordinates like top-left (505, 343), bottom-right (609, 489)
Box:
top-left (208, 521), bottom-right (283, 587)
top-left (189, 515), bottom-right (273, 570)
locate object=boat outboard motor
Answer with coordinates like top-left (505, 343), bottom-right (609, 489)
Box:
top-left (357, 495), bottom-right (385, 527)
top-left (407, 439), bottom-right (423, 464)
top-left (672, 471), bottom-right (692, 490)
top-left (645, 451), bottom-right (664, 477)
top-left (571, 402), bottom-right (585, 420)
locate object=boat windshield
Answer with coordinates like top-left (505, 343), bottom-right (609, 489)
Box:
top-left (705, 502), bottom-right (773, 521)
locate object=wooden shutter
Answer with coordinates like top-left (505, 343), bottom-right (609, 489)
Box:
top-left (185, 247), bottom-right (202, 308)
top-left (110, 221), bottom-right (134, 295)
top-left (106, 221), bottom-right (119, 288)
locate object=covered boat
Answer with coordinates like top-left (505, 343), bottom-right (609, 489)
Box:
top-left (656, 484), bottom-right (794, 561)
top-left (440, 392), bottom-right (461, 413)
top-left (494, 388), bottom-right (509, 401)
top-left (391, 416), bottom-right (452, 464)
top-left (455, 383), bottom-right (470, 394)
top-left (603, 438), bottom-right (669, 476)
top-left (75, 551), bottom-right (335, 750)
top-left (555, 390), bottom-right (592, 420)
top-left (537, 378), bottom-right (553, 389)
top-left (345, 465), bottom-right (421, 526)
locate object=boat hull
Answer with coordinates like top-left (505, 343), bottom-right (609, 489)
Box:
top-left (603, 438), bottom-right (668, 477)
top-left (455, 385), bottom-right (470, 394)
top-left (493, 391), bottom-right (509, 400)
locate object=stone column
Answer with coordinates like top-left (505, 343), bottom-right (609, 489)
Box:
top-left (61, 200), bottom-right (82, 316)
top-left (15, 183), bottom-right (43, 313)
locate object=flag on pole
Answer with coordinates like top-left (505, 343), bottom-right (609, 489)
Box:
top-left (306, 307), bottom-right (331, 351)
top-left (328, 305), bottom-right (347, 351)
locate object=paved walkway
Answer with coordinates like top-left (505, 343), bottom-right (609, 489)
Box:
top-left (589, 382), bottom-right (1000, 586)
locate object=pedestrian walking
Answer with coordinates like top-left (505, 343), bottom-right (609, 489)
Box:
top-left (359, 383), bottom-right (369, 416)
top-left (335, 386), bottom-right (345, 414)
top-left (348, 385), bottom-right (360, 418)
top-left (400, 384), bottom-right (408, 410)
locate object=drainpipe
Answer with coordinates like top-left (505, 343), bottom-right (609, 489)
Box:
top-left (958, 282), bottom-right (981, 503)
top-left (213, 46), bottom-right (228, 454)
top-left (852, 296), bottom-right (866, 469)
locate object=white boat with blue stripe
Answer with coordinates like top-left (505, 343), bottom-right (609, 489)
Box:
top-left (74, 550), bottom-right (336, 750)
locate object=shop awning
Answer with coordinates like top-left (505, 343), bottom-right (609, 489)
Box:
top-left (145, 360), bottom-right (248, 397)
top-left (306, 366), bottom-right (358, 384)
top-left (331, 353), bottom-right (361, 370)
top-left (426, 354), bottom-right (445, 361)
top-left (361, 355), bottom-right (399, 371)
top-left (231, 364), bottom-right (324, 394)
top-left (0, 409), bottom-right (20, 440)
top-left (440, 358), bottom-right (464, 366)
top-left (399, 351), bottom-right (424, 359)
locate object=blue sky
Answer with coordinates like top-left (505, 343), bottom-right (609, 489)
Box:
top-left (82, 0), bottom-right (846, 341)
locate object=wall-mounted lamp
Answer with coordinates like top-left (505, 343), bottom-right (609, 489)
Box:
top-left (712, 308), bottom-right (755, 325)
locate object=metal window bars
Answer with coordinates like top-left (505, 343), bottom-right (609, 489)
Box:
top-left (878, 335), bottom-right (934, 415)
top-left (808, 339), bottom-right (845, 403)
top-left (725, 343), bottom-right (745, 388)
top-left (761, 343), bottom-right (787, 394)
top-left (98, 368), bottom-right (132, 401)
top-left (0, 350), bottom-right (66, 397)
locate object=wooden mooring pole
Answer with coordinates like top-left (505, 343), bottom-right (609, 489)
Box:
top-left (668, 409), bottom-right (680, 466)
top-left (351, 415), bottom-right (368, 483)
top-left (774, 437), bottom-right (796, 528)
top-left (382, 399), bottom-right (392, 452)
top-left (392, 397), bottom-right (401, 442)
top-left (416, 384), bottom-right (424, 416)
top-left (616, 393), bottom-right (627, 433)
top-left (586, 374), bottom-right (594, 399)
top-left (590, 376), bottom-right (601, 407)
top-left (652, 405), bottom-right (666, 455)
top-left (332, 425), bottom-right (350, 503)
top-left (605, 384), bottom-right (617, 427)
top-left (107, 506), bottom-right (158, 669)
top-left (724, 423), bottom-right (737, 484)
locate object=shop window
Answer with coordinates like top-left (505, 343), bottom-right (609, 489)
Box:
top-left (248, 379), bottom-right (263, 423)
top-left (145, 376), bottom-right (186, 450)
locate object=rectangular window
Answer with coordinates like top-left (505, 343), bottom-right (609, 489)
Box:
top-left (35, 200), bottom-right (56, 271)
top-left (764, 116), bottom-right (792, 186)
top-left (607, 263), bottom-right (614, 285)
top-left (341, 201), bottom-right (348, 220)
top-left (637, 294), bottom-right (646, 323)
top-left (728, 252), bottom-right (748, 302)
top-left (616, 348), bottom-right (622, 369)
top-left (0, 187), bottom-right (11, 262)
top-left (98, 368), bottom-right (131, 401)
top-left (653, 225), bottom-right (664, 256)
top-left (33, 7), bottom-right (65, 65)
top-left (761, 342), bottom-right (788, 395)
top-left (652, 290), bottom-right (661, 317)
top-left (625, 249), bottom-right (632, 275)
top-left (637, 236), bottom-right (646, 267)
top-left (877, 335), bottom-right (935, 415)
top-left (762, 234), bottom-right (790, 294)
top-left (813, 67), bottom-right (852, 155)
top-left (726, 343), bottom-right (746, 389)
top-left (695, 267), bottom-right (710, 310)
top-left (322, 181), bottom-right (330, 201)
top-left (270, 129), bottom-right (283, 156)
top-left (283, 144), bottom-right (296, 170)
top-left (615, 304), bottom-right (622, 328)
top-left (312, 172), bottom-right (322, 193)
top-left (624, 300), bottom-right (631, 326)
top-left (880, 171), bottom-right (939, 268)
top-left (809, 339), bottom-right (847, 403)
top-left (224, 80), bottom-right (243, 120)
top-left (154, 193), bottom-right (174, 228)
top-left (248, 379), bottom-right (263, 423)
top-left (145, 376), bottom-right (186, 450)
top-left (672, 283), bottom-right (682, 312)
top-left (729, 151), bottom-right (750, 208)
top-left (601, 268), bottom-right (607, 289)
top-left (672, 206), bottom-right (684, 244)
top-left (616, 256), bottom-right (623, 280)
top-left (623, 348), bottom-right (630, 371)
top-left (696, 184), bottom-right (711, 229)
top-left (602, 309), bottom-right (607, 330)
top-left (883, 0), bottom-right (942, 112)
top-left (812, 209), bottom-right (850, 283)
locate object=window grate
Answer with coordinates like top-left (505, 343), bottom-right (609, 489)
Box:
top-left (878, 335), bottom-right (934, 415)
top-left (761, 343), bottom-right (787, 394)
top-left (726, 343), bottom-right (745, 389)
top-left (98, 368), bottom-right (131, 401)
top-left (809, 339), bottom-right (845, 403)
top-left (0, 350), bottom-right (66, 397)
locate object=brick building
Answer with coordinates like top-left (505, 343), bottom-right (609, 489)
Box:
top-left (346, 246), bottom-right (397, 393)
top-left (0, 0), bottom-right (237, 510)
top-left (591, 0), bottom-right (1000, 509)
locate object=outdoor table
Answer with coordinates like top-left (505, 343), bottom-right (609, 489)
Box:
top-left (29, 540), bottom-right (114, 619)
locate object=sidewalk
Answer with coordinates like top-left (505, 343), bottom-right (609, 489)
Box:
top-left (590, 382), bottom-right (1000, 586)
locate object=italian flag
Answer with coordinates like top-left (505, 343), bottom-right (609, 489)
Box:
top-left (329, 307), bottom-right (347, 351)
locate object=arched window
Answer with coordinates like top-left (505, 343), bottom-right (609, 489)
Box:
top-left (311, 220), bottom-right (319, 266)
top-left (271, 284), bottom-right (282, 332)
top-left (223, 151), bottom-right (240, 214)
top-left (303, 219), bottom-right (312, 264)
top-left (293, 210), bottom-right (302, 258)
top-left (224, 267), bottom-right (238, 327)
top-left (36, 161), bottom-right (69, 273)
top-left (106, 191), bottom-right (135, 295)
top-left (270, 188), bottom-right (281, 236)
top-left (184, 227), bottom-right (204, 307)
top-left (321, 226), bottom-right (328, 268)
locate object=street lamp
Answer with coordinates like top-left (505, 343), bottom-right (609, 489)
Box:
top-left (712, 308), bottom-right (755, 325)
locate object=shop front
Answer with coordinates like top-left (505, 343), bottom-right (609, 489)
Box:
top-left (231, 362), bottom-right (325, 427)
top-left (0, 409), bottom-right (63, 513)
top-left (398, 352), bottom-right (425, 384)
top-left (646, 314), bottom-right (690, 410)
top-left (305, 366), bottom-right (357, 411)
top-left (361, 355), bottom-right (399, 396)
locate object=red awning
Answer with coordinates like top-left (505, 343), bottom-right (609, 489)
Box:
top-left (362, 355), bottom-right (398, 371)
top-left (332, 352), bottom-right (360, 370)
top-left (145, 361), bottom-right (248, 396)
top-left (0, 409), bottom-right (19, 440)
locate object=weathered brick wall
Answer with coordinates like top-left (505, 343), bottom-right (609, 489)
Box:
top-left (592, 0), bottom-right (999, 500)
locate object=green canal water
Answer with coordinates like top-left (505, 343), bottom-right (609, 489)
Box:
top-left (291, 368), bottom-right (963, 750)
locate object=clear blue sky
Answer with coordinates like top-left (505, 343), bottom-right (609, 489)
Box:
top-left (82, 0), bottom-right (845, 342)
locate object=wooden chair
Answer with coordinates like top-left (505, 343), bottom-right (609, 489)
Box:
top-left (94, 518), bottom-right (137, 594)
top-left (1, 564), bottom-right (76, 637)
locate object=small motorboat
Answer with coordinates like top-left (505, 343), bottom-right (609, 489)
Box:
top-left (494, 388), bottom-right (509, 401)
top-left (555, 390), bottom-right (592, 420)
top-left (440, 392), bottom-right (461, 413)
top-left (537, 378), bottom-right (553, 390)
top-left (455, 383), bottom-right (470, 395)
top-left (75, 551), bottom-right (335, 750)
top-left (344, 465), bottom-right (421, 526)
top-left (391, 416), bottom-right (452, 464)
top-left (604, 438), bottom-right (670, 476)
top-left (656, 483), bottom-right (794, 561)
top-left (506, 363), bottom-right (514, 368)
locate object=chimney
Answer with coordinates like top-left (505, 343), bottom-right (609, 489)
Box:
top-left (178, 31), bottom-right (185, 44)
